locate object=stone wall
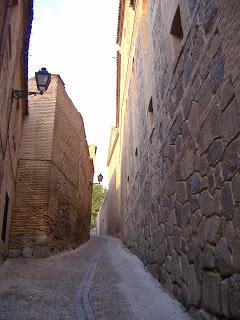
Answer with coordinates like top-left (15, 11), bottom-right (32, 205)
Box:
top-left (108, 0), bottom-right (240, 318)
top-left (0, 1), bottom-right (33, 260)
top-left (8, 75), bottom-right (94, 257)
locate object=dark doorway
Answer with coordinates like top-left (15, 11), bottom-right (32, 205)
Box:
top-left (1, 193), bottom-right (9, 242)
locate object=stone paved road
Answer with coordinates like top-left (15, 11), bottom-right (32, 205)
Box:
top-left (0, 236), bottom-right (191, 320)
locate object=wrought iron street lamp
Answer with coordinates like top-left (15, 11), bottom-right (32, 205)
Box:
top-left (97, 173), bottom-right (103, 184)
top-left (12, 67), bottom-right (51, 100)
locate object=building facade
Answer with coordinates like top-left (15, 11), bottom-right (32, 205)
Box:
top-left (97, 127), bottom-right (121, 236)
top-left (104, 0), bottom-right (240, 318)
top-left (8, 75), bottom-right (94, 257)
top-left (0, 0), bottom-right (33, 260)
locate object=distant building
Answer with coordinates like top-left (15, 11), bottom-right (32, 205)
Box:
top-left (101, 0), bottom-right (240, 318)
top-left (89, 144), bottom-right (97, 162)
top-left (97, 127), bottom-right (121, 237)
top-left (8, 75), bottom-right (94, 257)
top-left (0, 0), bottom-right (33, 260)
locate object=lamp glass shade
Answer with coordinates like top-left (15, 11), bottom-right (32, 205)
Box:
top-left (35, 67), bottom-right (51, 92)
top-left (97, 174), bottom-right (103, 183)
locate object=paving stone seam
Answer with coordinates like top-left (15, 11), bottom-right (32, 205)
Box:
top-left (75, 240), bottom-right (104, 320)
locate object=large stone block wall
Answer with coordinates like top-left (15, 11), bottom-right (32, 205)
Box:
top-left (0, 1), bottom-right (32, 260)
top-left (117, 0), bottom-right (240, 318)
top-left (8, 76), bottom-right (94, 257)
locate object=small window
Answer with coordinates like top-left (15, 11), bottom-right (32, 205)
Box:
top-left (170, 6), bottom-right (183, 57)
top-left (135, 148), bottom-right (138, 156)
top-left (147, 97), bottom-right (154, 129)
top-left (132, 57), bottom-right (135, 74)
top-left (1, 193), bottom-right (9, 242)
top-left (148, 97), bottom-right (153, 113)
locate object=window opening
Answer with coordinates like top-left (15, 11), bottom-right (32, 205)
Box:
top-left (132, 57), bottom-right (135, 74)
top-left (148, 97), bottom-right (154, 126)
top-left (148, 97), bottom-right (153, 113)
top-left (170, 6), bottom-right (183, 57)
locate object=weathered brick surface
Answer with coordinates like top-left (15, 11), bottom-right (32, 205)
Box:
top-left (8, 76), bottom-right (94, 257)
top-left (105, 0), bottom-right (240, 318)
top-left (0, 1), bottom-right (33, 260)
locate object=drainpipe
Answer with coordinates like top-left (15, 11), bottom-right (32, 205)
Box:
top-left (0, 0), bottom-right (18, 70)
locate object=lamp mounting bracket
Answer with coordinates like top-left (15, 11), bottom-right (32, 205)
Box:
top-left (12, 90), bottom-right (43, 100)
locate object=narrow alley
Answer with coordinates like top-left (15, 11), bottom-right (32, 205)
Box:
top-left (1, 1), bottom-right (240, 319)
top-left (0, 235), bottom-right (191, 320)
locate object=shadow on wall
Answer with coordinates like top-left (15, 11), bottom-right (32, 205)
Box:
top-left (97, 168), bottom-right (122, 238)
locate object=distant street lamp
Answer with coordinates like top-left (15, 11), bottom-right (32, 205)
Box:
top-left (12, 67), bottom-right (51, 100)
top-left (97, 173), bottom-right (103, 184)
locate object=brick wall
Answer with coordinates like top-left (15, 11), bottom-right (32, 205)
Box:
top-left (107, 0), bottom-right (240, 318)
top-left (0, 1), bottom-right (32, 260)
top-left (8, 75), bottom-right (94, 257)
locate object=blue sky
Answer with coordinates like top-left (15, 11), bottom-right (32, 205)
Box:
top-left (29, 0), bottom-right (120, 186)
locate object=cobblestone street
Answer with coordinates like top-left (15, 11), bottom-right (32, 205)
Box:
top-left (0, 236), bottom-right (191, 320)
